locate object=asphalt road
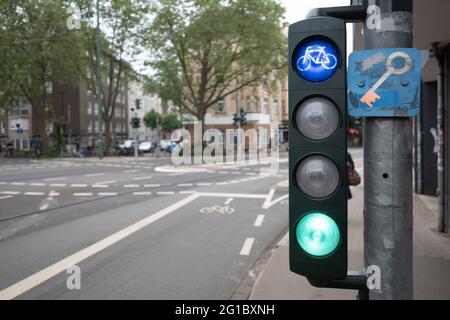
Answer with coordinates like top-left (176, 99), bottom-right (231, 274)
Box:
top-left (0, 155), bottom-right (289, 299)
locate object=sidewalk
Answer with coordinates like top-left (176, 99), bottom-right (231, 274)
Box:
top-left (249, 186), bottom-right (450, 300)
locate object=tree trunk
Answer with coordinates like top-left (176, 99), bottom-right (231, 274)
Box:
top-left (104, 119), bottom-right (112, 156)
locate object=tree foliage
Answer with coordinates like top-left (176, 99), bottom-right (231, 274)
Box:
top-left (145, 0), bottom-right (287, 122)
top-left (143, 109), bottom-right (161, 129)
top-left (161, 113), bottom-right (182, 132)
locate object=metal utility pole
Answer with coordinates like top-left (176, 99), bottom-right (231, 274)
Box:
top-left (363, 0), bottom-right (414, 299)
top-left (431, 42), bottom-right (446, 233)
top-left (96, 0), bottom-right (104, 159)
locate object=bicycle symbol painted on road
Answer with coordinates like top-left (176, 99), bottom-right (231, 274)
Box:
top-left (200, 205), bottom-right (235, 215)
top-left (297, 45), bottom-right (338, 72)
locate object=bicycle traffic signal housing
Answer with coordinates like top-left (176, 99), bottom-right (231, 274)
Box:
top-left (288, 16), bottom-right (348, 281)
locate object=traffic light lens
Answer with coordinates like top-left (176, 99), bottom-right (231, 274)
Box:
top-left (295, 97), bottom-right (339, 140)
top-left (296, 155), bottom-right (339, 198)
top-left (294, 38), bottom-right (339, 82)
top-left (296, 213), bottom-right (340, 257)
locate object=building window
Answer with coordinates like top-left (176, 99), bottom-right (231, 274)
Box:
top-left (246, 96), bottom-right (251, 112)
top-left (263, 97), bottom-right (269, 114)
top-left (87, 121), bottom-right (92, 133)
top-left (282, 100), bottom-right (286, 114)
top-left (217, 100), bottom-right (225, 113)
top-left (273, 100), bottom-right (278, 114)
top-left (254, 96), bottom-right (259, 112)
top-left (87, 101), bottom-right (92, 115)
top-left (94, 103), bottom-right (98, 115)
top-left (95, 121), bottom-right (99, 133)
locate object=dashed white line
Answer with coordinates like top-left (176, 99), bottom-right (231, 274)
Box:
top-left (85, 173), bottom-right (104, 177)
top-left (132, 176), bottom-right (152, 181)
top-left (157, 191), bottom-right (175, 195)
top-left (124, 184), bottom-right (140, 188)
top-left (29, 183), bottom-right (46, 186)
top-left (98, 192), bottom-right (118, 196)
top-left (0, 182), bottom-right (7, 185)
top-left (44, 177), bottom-right (67, 181)
top-left (216, 182), bottom-right (229, 185)
top-left (71, 184), bottom-right (87, 188)
top-left (178, 183), bottom-right (193, 187)
top-left (197, 183), bottom-right (212, 186)
top-left (73, 193), bottom-right (93, 197)
top-left (1, 191), bottom-right (20, 195)
top-left (96, 180), bottom-right (115, 185)
top-left (24, 192), bottom-right (45, 196)
top-left (0, 195), bottom-right (13, 200)
top-left (144, 184), bottom-right (160, 188)
top-left (254, 214), bottom-right (265, 227)
top-left (133, 192), bottom-right (152, 195)
top-left (92, 185), bottom-right (109, 188)
top-left (240, 238), bottom-right (255, 256)
top-left (124, 169), bottom-right (139, 173)
top-left (10, 182), bottom-right (26, 186)
top-left (50, 184), bottom-right (66, 187)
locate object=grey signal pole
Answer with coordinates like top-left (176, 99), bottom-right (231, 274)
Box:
top-left (363, 0), bottom-right (414, 299)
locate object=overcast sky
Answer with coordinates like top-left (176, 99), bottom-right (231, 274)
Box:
top-left (280, 0), bottom-right (354, 54)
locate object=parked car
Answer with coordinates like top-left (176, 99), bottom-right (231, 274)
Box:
top-left (138, 141), bottom-right (155, 154)
top-left (118, 139), bottom-right (137, 155)
top-left (159, 139), bottom-right (172, 151)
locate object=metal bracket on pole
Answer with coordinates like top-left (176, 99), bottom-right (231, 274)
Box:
top-left (308, 271), bottom-right (369, 300)
top-left (307, 0), bottom-right (368, 22)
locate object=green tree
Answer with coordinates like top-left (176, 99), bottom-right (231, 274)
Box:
top-left (0, 0), bottom-right (85, 149)
top-left (143, 109), bottom-right (161, 130)
top-left (76, 0), bottom-right (150, 154)
top-left (145, 0), bottom-right (287, 123)
top-left (161, 113), bottom-right (182, 132)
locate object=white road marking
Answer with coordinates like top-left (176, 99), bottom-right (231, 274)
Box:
top-left (24, 192), bottom-right (45, 196)
top-left (92, 185), bottom-right (108, 188)
top-left (71, 184), bottom-right (87, 188)
top-left (178, 183), bottom-right (193, 187)
top-left (73, 193), bottom-right (93, 197)
top-left (0, 182), bottom-right (7, 185)
top-left (29, 183), bottom-right (46, 186)
top-left (50, 184), bottom-right (66, 187)
top-left (133, 192), bottom-right (152, 195)
top-left (44, 177), bottom-right (67, 181)
top-left (197, 183), bottom-right (212, 186)
top-left (144, 184), bottom-right (160, 188)
top-left (132, 176), bottom-right (152, 181)
top-left (218, 171), bottom-right (228, 174)
top-left (198, 192), bottom-right (266, 199)
top-left (48, 191), bottom-right (60, 197)
top-left (157, 191), bottom-right (175, 195)
top-left (124, 184), bottom-right (140, 188)
top-left (169, 173), bottom-right (184, 176)
top-left (224, 198), bottom-right (233, 205)
top-left (10, 182), bottom-right (26, 186)
top-left (124, 169), bottom-right (139, 173)
top-left (1, 191), bottom-right (20, 195)
top-left (85, 173), bottom-right (104, 177)
top-left (98, 192), bottom-right (118, 196)
top-left (240, 238), bottom-right (255, 256)
top-left (245, 172), bottom-right (256, 176)
top-left (262, 188), bottom-right (288, 209)
top-left (0, 195), bottom-right (13, 200)
top-left (0, 193), bottom-right (200, 300)
top-left (96, 180), bottom-right (115, 185)
top-left (254, 214), bottom-right (265, 227)
top-left (180, 190), bottom-right (197, 194)
top-left (216, 182), bottom-right (229, 185)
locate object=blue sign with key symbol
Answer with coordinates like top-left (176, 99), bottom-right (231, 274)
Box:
top-left (347, 48), bottom-right (420, 117)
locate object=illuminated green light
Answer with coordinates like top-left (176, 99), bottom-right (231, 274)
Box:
top-left (296, 213), bottom-right (340, 257)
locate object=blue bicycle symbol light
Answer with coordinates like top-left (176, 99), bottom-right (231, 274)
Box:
top-left (294, 38), bottom-right (340, 82)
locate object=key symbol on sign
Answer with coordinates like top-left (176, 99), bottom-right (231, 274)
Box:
top-left (360, 51), bottom-right (412, 107)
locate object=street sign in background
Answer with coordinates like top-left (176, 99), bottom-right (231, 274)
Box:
top-left (348, 48), bottom-right (420, 117)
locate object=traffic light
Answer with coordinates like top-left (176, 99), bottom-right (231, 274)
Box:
top-left (288, 17), bottom-right (347, 280)
top-left (130, 116), bottom-right (141, 129)
top-left (233, 108), bottom-right (247, 126)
